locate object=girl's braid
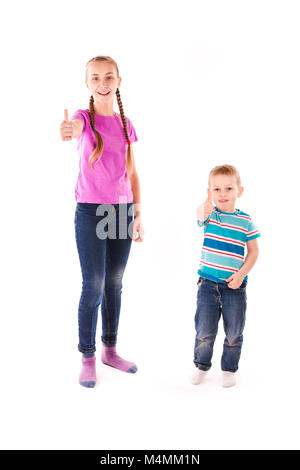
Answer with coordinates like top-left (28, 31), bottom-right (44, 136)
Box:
top-left (115, 88), bottom-right (130, 142)
top-left (88, 95), bottom-right (104, 170)
top-left (89, 95), bottom-right (96, 132)
top-left (115, 88), bottom-right (133, 177)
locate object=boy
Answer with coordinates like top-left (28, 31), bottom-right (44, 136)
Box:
top-left (192, 165), bottom-right (260, 387)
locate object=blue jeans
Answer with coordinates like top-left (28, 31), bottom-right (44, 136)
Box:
top-left (74, 202), bottom-right (133, 354)
top-left (193, 277), bottom-right (247, 373)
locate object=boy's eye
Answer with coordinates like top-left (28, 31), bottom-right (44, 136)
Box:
top-left (214, 188), bottom-right (220, 191)
top-left (92, 77), bottom-right (113, 80)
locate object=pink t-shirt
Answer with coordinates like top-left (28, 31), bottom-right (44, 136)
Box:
top-left (70, 109), bottom-right (138, 203)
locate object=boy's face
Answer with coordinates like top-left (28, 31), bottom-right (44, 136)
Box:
top-left (209, 174), bottom-right (243, 212)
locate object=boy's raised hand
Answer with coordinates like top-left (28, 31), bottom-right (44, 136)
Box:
top-left (197, 188), bottom-right (214, 222)
top-left (60, 109), bottom-right (74, 141)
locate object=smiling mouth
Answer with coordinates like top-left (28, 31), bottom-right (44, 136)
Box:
top-left (98, 91), bottom-right (111, 96)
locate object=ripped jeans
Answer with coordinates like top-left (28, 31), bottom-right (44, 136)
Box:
top-left (74, 202), bottom-right (133, 354)
top-left (193, 277), bottom-right (247, 373)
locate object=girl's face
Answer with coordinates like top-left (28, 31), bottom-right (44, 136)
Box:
top-left (85, 61), bottom-right (121, 105)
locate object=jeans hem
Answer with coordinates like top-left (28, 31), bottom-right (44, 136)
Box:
top-left (194, 362), bottom-right (210, 372)
top-left (101, 336), bottom-right (117, 347)
top-left (78, 346), bottom-right (96, 354)
top-left (102, 341), bottom-right (117, 347)
top-left (221, 367), bottom-right (238, 373)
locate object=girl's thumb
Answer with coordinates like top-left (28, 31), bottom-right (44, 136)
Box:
top-left (64, 109), bottom-right (69, 122)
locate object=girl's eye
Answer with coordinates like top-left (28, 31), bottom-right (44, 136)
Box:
top-left (214, 188), bottom-right (220, 191)
top-left (227, 187), bottom-right (232, 191)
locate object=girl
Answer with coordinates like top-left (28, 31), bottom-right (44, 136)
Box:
top-left (60, 55), bottom-right (144, 388)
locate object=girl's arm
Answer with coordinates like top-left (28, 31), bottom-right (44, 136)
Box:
top-left (129, 148), bottom-right (144, 242)
top-left (129, 148), bottom-right (141, 217)
top-left (71, 119), bottom-right (84, 138)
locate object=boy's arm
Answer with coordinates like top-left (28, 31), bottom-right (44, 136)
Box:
top-left (226, 238), bottom-right (259, 289)
top-left (197, 189), bottom-right (214, 226)
top-left (238, 238), bottom-right (259, 278)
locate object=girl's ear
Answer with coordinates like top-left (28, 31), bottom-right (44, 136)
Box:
top-left (118, 76), bottom-right (122, 88)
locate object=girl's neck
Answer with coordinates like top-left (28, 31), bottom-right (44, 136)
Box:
top-left (93, 103), bottom-right (116, 116)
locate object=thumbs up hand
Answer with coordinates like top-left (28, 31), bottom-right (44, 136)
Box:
top-left (197, 188), bottom-right (214, 222)
top-left (60, 109), bottom-right (74, 141)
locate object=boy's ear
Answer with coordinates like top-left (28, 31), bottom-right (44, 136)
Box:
top-left (238, 186), bottom-right (244, 197)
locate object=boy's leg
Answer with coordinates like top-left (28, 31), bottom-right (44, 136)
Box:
top-left (193, 278), bottom-right (221, 371)
top-left (220, 283), bottom-right (247, 373)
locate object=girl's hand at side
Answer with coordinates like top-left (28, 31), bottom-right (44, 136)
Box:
top-left (132, 215), bottom-right (144, 242)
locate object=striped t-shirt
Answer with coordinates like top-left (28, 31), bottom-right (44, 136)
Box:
top-left (197, 206), bottom-right (260, 284)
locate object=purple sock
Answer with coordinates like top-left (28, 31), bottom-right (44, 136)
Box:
top-left (79, 355), bottom-right (96, 388)
top-left (101, 346), bottom-right (137, 373)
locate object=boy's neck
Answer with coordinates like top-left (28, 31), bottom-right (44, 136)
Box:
top-left (215, 205), bottom-right (238, 213)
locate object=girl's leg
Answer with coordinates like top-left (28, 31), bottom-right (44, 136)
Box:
top-left (74, 203), bottom-right (107, 386)
top-left (100, 203), bottom-right (137, 373)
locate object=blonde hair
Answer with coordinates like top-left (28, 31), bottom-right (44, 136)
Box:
top-left (85, 56), bottom-right (134, 177)
top-left (208, 164), bottom-right (241, 187)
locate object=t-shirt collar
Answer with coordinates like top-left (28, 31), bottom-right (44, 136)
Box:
top-left (214, 206), bottom-right (240, 215)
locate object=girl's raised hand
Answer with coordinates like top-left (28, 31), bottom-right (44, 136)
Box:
top-left (60, 109), bottom-right (74, 141)
top-left (197, 188), bottom-right (214, 222)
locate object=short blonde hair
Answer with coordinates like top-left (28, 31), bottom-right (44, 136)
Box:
top-left (208, 164), bottom-right (241, 187)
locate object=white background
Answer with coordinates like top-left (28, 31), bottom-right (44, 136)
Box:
top-left (0, 0), bottom-right (299, 450)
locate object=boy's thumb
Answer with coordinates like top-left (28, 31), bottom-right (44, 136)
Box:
top-left (207, 188), bottom-right (212, 201)
top-left (64, 109), bottom-right (69, 122)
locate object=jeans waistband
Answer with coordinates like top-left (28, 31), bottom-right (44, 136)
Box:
top-left (77, 202), bottom-right (133, 208)
top-left (76, 202), bottom-right (134, 217)
top-left (199, 276), bottom-right (226, 285)
top-left (199, 276), bottom-right (247, 288)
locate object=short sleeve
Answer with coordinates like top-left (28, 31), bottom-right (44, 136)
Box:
top-left (197, 217), bottom-right (209, 227)
top-left (70, 109), bottom-right (88, 132)
top-left (126, 117), bottom-right (138, 143)
top-left (246, 218), bottom-right (261, 242)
